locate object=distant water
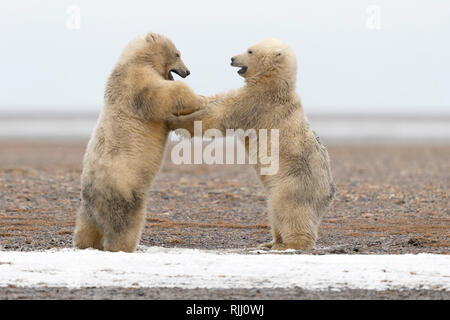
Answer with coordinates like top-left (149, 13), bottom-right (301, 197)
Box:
top-left (0, 114), bottom-right (449, 144)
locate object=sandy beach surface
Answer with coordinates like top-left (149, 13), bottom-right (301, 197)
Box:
top-left (0, 141), bottom-right (448, 299)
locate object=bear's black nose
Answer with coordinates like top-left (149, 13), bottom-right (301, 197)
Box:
top-left (186, 70), bottom-right (190, 76)
top-left (231, 57), bottom-right (235, 62)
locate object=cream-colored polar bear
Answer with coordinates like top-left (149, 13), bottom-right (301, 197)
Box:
top-left (73, 32), bottom-right (202, 252)
top-left (169, 39), bottom-right (336, 250)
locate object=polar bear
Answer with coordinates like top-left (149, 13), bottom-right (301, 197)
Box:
top-left (73, 32), bottom-right (203, 252)
top-left (169, 39), bottom-right (336, 250)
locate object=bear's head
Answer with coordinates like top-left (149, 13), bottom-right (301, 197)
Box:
top-left (230, 39), bottom-right (297, 86)
top-left (119, 32), bottom-right (190, 81)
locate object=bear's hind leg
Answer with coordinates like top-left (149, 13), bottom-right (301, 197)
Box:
top-left (271, 201), bottom-right (319, 251)
top-left (258, 213), bottom-right (283, 250)
top-left (102, 205), bottom-right (146, 253)
top-left (73, 208), bottom-right (104, 250)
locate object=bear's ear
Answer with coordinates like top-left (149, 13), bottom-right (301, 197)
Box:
top-left (273, 49), bottom-right (284, 62)
top-left (145, 33), bottom-right (159, 43)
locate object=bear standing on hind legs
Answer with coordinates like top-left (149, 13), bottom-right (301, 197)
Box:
top-left (168, 39), bottom-right (336, 250)
top-left (73, 32), bottom-right (203, 252)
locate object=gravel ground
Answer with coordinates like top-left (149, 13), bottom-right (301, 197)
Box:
top-left (0, 141), bottom-right (448, 254)
top-left (0, 141), bottom-right (449, 299)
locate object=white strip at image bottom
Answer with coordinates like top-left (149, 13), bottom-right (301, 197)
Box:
top-left (0, 247), bottom-right (448, 291)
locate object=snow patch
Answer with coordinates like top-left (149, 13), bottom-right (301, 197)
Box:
top-left (0, 247), bottom-right (448, 291)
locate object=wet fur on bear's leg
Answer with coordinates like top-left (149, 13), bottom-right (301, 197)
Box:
top-left (79, 177), bottom-right (146, 253)
top-left (102, 205), bottom-right (146, 253)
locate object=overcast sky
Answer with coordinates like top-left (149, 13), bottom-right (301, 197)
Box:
top-left (0, 0), bottom-right (449, 115)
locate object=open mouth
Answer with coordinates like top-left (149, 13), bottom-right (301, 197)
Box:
top-left (168, 69), bottom-right (188, 81)
top-left (167, 69), bottom-right (180, 81)
top-left (237, 66), bottom-right (248, 75)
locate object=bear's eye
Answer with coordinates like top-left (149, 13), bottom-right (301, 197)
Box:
top-left (176, 53), bottom-right (180, 58)
top-left (248, 50), bottom-right (253, 55)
